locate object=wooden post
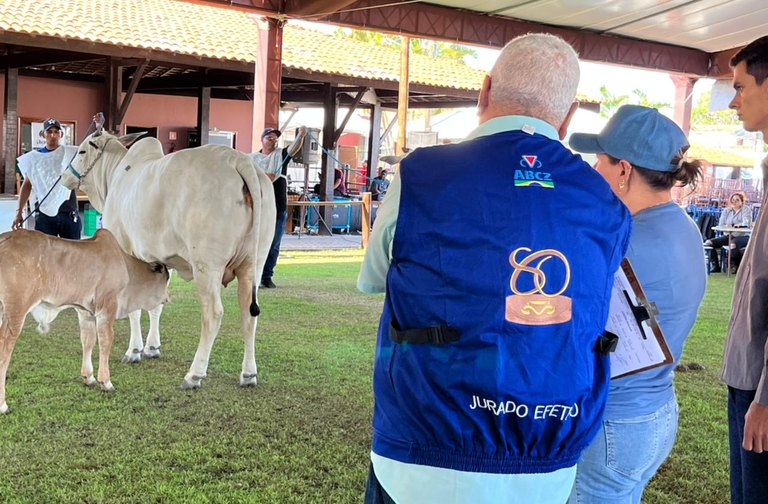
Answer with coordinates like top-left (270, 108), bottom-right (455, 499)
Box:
top-left (3, 67), bottom-right (18, 194)
top-left (671, 74), bottom-right (698, 135)
top-left (197, 86), bottom-right (211, 146)
top-left (397, 36), bottom-right (410, 158)
top-left (320, 83), bottom-right (337, 235)
top-left (362, 191), bottom-right (371, 248)
top-left (105, 58), bottom-right (122, 133)
top-left (367, 101), bottom-right (382, 179)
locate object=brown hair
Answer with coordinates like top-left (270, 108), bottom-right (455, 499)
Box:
top-left (607, 150), bottom-right (704, 191)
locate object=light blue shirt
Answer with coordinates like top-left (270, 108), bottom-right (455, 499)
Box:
top-left (358, 115), bottom-right (576, 503)
top-left (606, 202), bottom-right (706, 418)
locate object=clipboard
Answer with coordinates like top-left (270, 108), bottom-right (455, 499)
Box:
top-left (606, 258), bottom-right (674, 379)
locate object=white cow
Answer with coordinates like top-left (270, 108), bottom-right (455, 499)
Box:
top-left (60, 132), bottom-right (275, 389)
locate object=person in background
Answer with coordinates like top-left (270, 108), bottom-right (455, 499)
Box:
top-left (721, 35), bottom-right (768, 504)
top-left (12, 118), bottom-right (81, 238)
top-left (250, 126), bottom-right (306, 289)
top-left (368, 167), bottom-right (390, 201)
top-left (357, 33), bottom-right (631, 504)
top-left (333, 167), bottom-right (349, 197)
top-left (704, 191), bottom-right (752, 273)
top-left (568, 104), bottom-right (706, 503)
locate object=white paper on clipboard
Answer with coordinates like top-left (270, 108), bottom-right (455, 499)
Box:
top-left (606, 259), bottom-right (673, 379)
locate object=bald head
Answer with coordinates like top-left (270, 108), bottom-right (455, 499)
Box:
top-left (479, 33), bottom-right (580, 128)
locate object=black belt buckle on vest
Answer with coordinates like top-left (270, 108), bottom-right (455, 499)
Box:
top-left (389, 322), bottom-right (460, 345)
top-left (595, 331), bottom-right (619, 355)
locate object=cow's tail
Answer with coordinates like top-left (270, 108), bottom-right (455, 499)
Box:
top-left (235, 156), bottom-right (275, 317)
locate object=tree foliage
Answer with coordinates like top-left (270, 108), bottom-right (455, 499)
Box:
top-left (598, 86), bottom-right (671, 118)
top-left (598, 85), bottom-right (629, 118)
top-left (691, 90), bottom-right (739, 127)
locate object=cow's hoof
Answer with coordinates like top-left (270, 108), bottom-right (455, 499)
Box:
top-left (142, 346), bottom-right (161, 359)
top-left (0, 403), bottom-right (8, 414)
top-left (239, 373), bottom-right (258, 387)
top-left (99, 381), bottom-right (115, 393)
top-left (122, 349), bottom-right (142, 364)
top-left (83, 376), bottom-right (98, 387)
top-left (180, 375), bottom-right (204, 390)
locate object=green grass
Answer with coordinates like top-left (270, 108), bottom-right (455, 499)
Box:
top-left (0, 260), bottom-right (734, 503)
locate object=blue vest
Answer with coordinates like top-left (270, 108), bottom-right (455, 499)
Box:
top-left (372, 131), bottom-right (632, 474)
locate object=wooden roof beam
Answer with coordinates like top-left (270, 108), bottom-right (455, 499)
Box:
top-left (115, 59), bottom-right (149, 127)
top-left (222, 0), bottom-right (711, 75)
top-left (0, 49), bottom-right (98, 69)
top-left (0, 32), bottom-right (252, 73)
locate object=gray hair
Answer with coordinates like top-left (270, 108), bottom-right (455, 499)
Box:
top-left (489, 33), bottom-right (580, 126)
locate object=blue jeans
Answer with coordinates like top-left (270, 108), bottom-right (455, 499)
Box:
top-left (261, 210), bottom-right (287, 280)
top-left (568, 398), bottom-right (679, 504)
top-left (364, 463), bottom-right (396, 504)
top-left (35, 210), bottom-right (82, 240)
top-left (728, 386), bottom-right (768, 504)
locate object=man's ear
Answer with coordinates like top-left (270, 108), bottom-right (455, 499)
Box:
top-left (477, 74), bottom-right (492, 117)
top-left (557, 101), bottom-right (580, 140)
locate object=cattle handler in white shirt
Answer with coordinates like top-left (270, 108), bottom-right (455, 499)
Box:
top-left (249, 125), bottom-right (307, 288)
top-left (12, 118), bottom-right (81, 239)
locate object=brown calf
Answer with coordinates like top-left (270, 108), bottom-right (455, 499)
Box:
top-left (0, 229), bottom-right (169, 414)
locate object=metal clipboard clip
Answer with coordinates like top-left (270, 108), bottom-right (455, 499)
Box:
top-left (621, 290), bottom-right (659, 339)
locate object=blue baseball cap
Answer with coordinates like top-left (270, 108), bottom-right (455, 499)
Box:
top-left (261, 127), bottom-right (281, 139)
top-left (569, 105), bottom-right (689, 172)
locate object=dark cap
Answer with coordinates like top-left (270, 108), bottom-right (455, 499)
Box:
top-left (261, 127), bottom-right (281, 139)
top-left (43, 118), bottom-right (62, 132)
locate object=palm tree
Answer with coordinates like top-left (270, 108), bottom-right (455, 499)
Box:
top-left (598, 85), bottom-right (629, 118)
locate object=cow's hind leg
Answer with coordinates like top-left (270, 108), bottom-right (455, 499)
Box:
top-left (0, 306), bottom-right (27, 414)
top-left (76, 309), bottom-right (98, 387)
top-left (142, 304), bottom-right (164, 359)
top-left (181, 269), bottom-right (224, 390)
top-left (122, 310), bottom-right (144, 363)
top-left (237, 265), bottom-right (258, 387)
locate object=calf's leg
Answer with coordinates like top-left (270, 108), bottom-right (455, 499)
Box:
top-left (95, 309), bottom-right (117, 392)
top-left (0, 307), bottom-right (27, 414)
top-left (76, 309), bottom-right (98, 387)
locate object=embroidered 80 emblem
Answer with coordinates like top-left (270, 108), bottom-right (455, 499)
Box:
top-left (505, 247), bottom-right (572, 325)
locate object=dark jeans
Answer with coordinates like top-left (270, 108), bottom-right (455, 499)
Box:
top-left (35, 210), bottom-right (81, 240)
top-left (728, 386), bottom-right (768, 504)
top-left (261, 210), bottom-right (287, 281)
top-left (708, 235), bottom-right (749, 271)
top-left (364, 463), bottom-right (396, 504)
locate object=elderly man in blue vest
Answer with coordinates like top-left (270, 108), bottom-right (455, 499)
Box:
top-left (358, 33), bottom-right (632, 504)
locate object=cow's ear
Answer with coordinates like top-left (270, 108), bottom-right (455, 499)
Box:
top-left (116, 132), bottom-right (147, 148)
top-left (150, 262), bottom-right (167, 274)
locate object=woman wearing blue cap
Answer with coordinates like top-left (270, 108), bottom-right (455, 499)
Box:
top-left (567, 105), bottom-right (707, 503)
